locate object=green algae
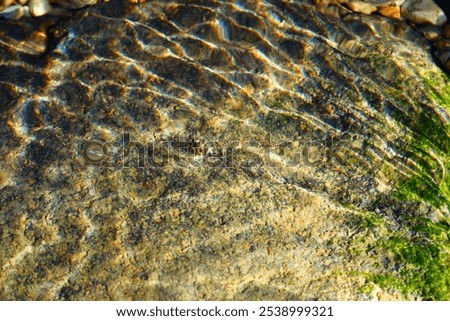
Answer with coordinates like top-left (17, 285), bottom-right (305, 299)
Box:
top-left (422, 72), bottom-right (450, 109)
top-left (395, 72), bottom-right (450, 208)
top-left (394, 110), bottom-right (450, 208)
top-left (359, 72), bottom-right (450, 300)
top-left (369, 217), bottom-right (450, 300)
top-left (353, 207), bottom-right (450, 300)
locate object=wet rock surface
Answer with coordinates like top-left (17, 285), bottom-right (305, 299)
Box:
top-left (0, 0), bottom-right (450, 300)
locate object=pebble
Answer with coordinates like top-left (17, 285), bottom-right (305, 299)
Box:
top-left (313, 0), bottom-right (344, 5)
top-left (0, 4), bottom-right (29, 19)
top-left (0, 0), bottom-right (98, 17)
top-left (435, 38), bottom-right (450, 51)
top-left (401, 0), bottom-right (447, 26)
top-left (0, 0), bottom-right (14, 10)
top-left (345, 1), bottom-right (377, 15)
top-left (29, 0), bottom-right (52, 17)
top-left (418, 24), bottom-right (442, 41)
top-left (377, 4), bottom-right (402, 19)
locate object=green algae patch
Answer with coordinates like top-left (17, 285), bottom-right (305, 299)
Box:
top-left (422, 72), bottom-right (450, 109)
top-left (360, 72), bottom-right (450, 300)
top-left (353, 206), bottom-right (450, 300)
top-left (393, 95), bottom-right (450, 208)
top-left (369, 217), bottom-right (450, 300)
top-left (394, 72), bottom-right (450, 208)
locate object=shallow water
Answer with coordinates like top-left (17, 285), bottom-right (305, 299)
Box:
top-left (0, 0), bottom-right (449, 300)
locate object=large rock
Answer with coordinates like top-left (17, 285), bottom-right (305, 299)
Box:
top-left (401, 0), bottom-right (447, 26)
top-left (0, 0), bottom-right (450, 301)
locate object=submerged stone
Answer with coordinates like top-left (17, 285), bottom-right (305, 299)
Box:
top-left (0, 0), bottom-right (449, 301)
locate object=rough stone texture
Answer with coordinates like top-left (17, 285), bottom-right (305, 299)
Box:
top-left (0, 0), bottom-right (449, 301)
